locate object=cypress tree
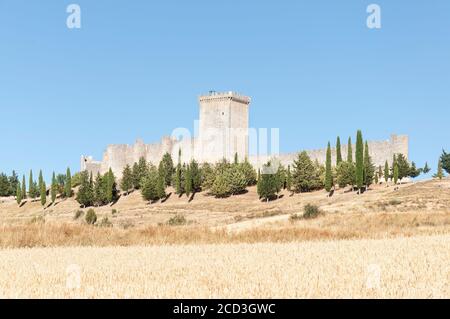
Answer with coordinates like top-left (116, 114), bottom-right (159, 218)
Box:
top-left (21, 175), bottom-right (27, 200)
top-left (384, 161), bottom-right (389, 183)
top-left (28, 170), bottom-right (34, 198)
top-left (355, 130), bottom-right (364, 192)
top-left (325, 142), bottom-right (333, 192)
top-left (40, 181), bottom-right (46, 207)
top-left (65, 167), bottom-right (72, 198)
top-left (347, 137), bottom-right (353, 163)
top-left (38, 170), bottom-right (43, 194)
top-left (16, 183), bottom-right (22, 205)
top-left (106, 168), bottom-right (115, 203)
top-left (234, 152), bottom-right (239, 165)
top-left (336, 137), bottom-right (342, 165)
top-left (378, 165), bottom-right (383, 182)
top-left (51, 172), bottom-right (57, 204)
top-left (393, 162), bottom-right (399, 184)
top-left (374, 172), bottom-right (379, 184)
top-left (363, 141), bottom-right (375, 187)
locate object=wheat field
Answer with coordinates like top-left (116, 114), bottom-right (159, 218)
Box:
top-left (0, 234), bottom-right (448, 299)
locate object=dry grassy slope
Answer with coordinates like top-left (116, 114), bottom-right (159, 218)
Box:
top-left (0, 178), bottom-right (449, 229)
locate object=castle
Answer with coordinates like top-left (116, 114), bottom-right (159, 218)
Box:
top-left (81, 91), bottom-right (409, 178)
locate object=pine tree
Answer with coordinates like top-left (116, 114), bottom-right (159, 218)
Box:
top-left (76, 171), bottom-right (94, 207)
top-left (121, 164), bottom-right (133, 195)
top-left (40, 181), bottom-right (46, 207)
top-left (190, 160), bottom-right (201, 192)
top-left (141, 167), bottom-right (165, 202)
top-left (422, 162), bottom-right (431, 174)
top-left (160, 152), bottom-right (175, 187)
top-left (347, 137), bottom-right (353, 163)
top-left (440, 150), bottom-right (450, 174)
top-left (51, 172), bottom-right (57, 204)
top-left (395, 154), bottom-right (411, 181)
top-left (434, 160), bottom-right (444, 180)
top-left (384, 161), bottom-right (389, 183)
top-left (336, 161), bottom-right (355, 189)
top-left (238, 159), bottom-right (257, 186)
top-left (325, 142), bottom-right (333, 192)
top-left (22, 175), bottom-right (27, 200)
top-left (93, 173), bottom-right (104, 206)
top-left (0, 174), bottom-right (10, 197)
top-left (286, 165), bottom-right (292, 192)
top-left (363, 141), bottom-right (375, 188)
top-left (257, 162), bottom-right (279, 202)
top-left (65, 167), bottom-right (72, 198)
top-left (409, 162), bottom-right (421, 179)
top-left (355, 130), bottom-right (364, 192)
top-left (8, 171), bottom-right (19, 197)
top-left (336, 137), bottom-right (342, 165)
top-left (16, 183), bottom-right (22, 205)
top-left (292, 151), bottom-right (322, 193)
top-left (131, 162), bottom-right (140, 190)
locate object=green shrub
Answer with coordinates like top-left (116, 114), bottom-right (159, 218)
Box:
top-left (303, 204), bottom-right (322, 219)
top-left (211, 174), bottom-right (232, 198)
top-left (167, 214), bottom-right (187, 226)
top-left (112, 209), bottom-right (118, 215)
top-left (85, 209), bottom-right (97, 225)
top-left (74, 210), bottom-right (84, 220)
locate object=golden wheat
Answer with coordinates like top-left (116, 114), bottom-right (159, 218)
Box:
top-left (0, 235), bottom-right (448, 298)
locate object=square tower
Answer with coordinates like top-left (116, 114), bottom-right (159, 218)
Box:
top-left (197, 91), bottom-right (251, 163)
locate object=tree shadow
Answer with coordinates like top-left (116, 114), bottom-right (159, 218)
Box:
top-left (110, 195), bottom-right (121, 207)
top-left (188, 192), bottom-right (196, 203)
top-left (19, 201), bottom-right (26, 208)
top-left (161, 192), bottom-right (172, 203)
top-left (278, 194), bottom-right (285, 199)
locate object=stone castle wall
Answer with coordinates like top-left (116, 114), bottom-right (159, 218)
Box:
top-left (82, 134), bottom-right (409, 179)
top-left (80, 92), bottom-right (409, 179)
top-left (248, 134), bottom-right (409, 170)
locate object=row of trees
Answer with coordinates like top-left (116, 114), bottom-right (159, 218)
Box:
top-left (76, 169), bottom-right (119, 207)
top-left (5, 141), bottom-right (449, 207)
top-left (12, 168), bottom-right (73, 206)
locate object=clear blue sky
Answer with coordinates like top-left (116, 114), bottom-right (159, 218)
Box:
top-left (1, 0), bottom-right (449, 181)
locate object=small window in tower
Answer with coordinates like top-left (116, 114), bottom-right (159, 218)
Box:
top-left (222, 112), bottom-right (224, 115)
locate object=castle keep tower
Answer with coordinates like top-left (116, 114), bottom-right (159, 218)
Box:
top-left (197, 91), bottom-right (250, 163)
